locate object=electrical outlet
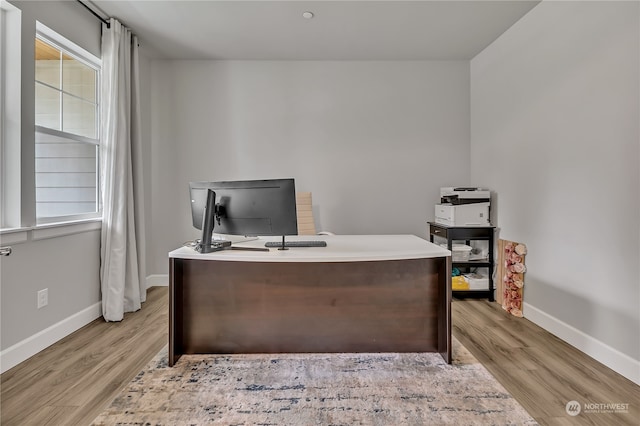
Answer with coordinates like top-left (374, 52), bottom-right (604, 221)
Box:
top-left (37, 288), bottom-right (48, 309)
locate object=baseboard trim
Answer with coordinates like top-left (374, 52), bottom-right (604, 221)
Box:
top-left (523, 302), bottom-right (639, 385)
top-left (146, 274), bottom-right (168, 288)
top-left (0, 302), bottom-right (102, 374)
top-left (1, 275), bottom-right (168, 374)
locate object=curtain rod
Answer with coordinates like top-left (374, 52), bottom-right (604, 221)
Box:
top-left (77, 0), bottom-right (110, 27)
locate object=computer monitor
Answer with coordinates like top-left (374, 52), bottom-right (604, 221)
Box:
top-left (189, 178), bottom-right (298, 251)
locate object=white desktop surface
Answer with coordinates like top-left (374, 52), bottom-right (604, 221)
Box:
top-left (169, 234), bottom-right (451, 263)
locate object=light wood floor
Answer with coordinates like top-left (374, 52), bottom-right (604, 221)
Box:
top-left (452, 299), bottom-right (639, 426)
top-left (1, 287), bottom-right (638, 425)
top-left (1, 287), bottom-right (168, 426)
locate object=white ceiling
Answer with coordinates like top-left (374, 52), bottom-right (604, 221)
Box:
top-left (90, 0), bottom-right (540, 60)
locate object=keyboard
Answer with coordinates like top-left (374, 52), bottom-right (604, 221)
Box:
top-left (265, 240), bottom-right (327, 248)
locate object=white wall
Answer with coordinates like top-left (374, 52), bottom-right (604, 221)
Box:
top-left (0, 227), bottom-right (101, 349)
top-left (1, 1), bottom-right (102, 371)
top-left (470, 1), bottom-right (639, 382)
top-left (149, 60), bottom-right (470, 274)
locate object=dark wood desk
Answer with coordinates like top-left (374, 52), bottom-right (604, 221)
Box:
top-left (169, 235), bottom-right (451, 366)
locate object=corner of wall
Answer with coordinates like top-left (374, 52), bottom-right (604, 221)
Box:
top-left (146, 274), bottom-right (169, 289)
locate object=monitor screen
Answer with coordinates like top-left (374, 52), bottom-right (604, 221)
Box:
top-left (189, 178), bottom-right (298, 237)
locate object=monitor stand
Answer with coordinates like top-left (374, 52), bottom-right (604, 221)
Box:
top-left (198, 189), bottom-right (217, 253)
top-left (196, 240), bottom-right (231, 253)
top-left (212, 234), bottom-right (259, 244)
top-left (277, 235), bottom-right (288, 251)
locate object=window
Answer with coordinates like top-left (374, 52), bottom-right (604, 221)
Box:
top-left (35, 23), bottom-right (100, 223)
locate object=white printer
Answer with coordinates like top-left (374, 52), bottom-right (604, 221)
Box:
top-left (435, 187), bottom-right (491, 226)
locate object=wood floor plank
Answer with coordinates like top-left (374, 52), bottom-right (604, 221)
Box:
top-left (1, 286), bottom-right (168, 426)
top-left (452, 299), bottom-right (639, 426)
top-left (1, 289), bottom-right (638, 426)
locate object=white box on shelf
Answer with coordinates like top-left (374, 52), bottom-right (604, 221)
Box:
top-left (435, 203), bottom-right (490, 226)
top-left (440, 243), bottom-right (472, 261)
top-left (464, 273), bottom-right (489, 290)
top-left (469, 240), bottom-right (489, 261)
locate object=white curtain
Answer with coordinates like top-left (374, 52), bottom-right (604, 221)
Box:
top-left (100, 18), bottom-right (146, 322)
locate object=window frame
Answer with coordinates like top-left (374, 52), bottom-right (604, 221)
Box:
top-left (0, 0), bottom-right (22, 230)
top-left (34, 22), bottom-right (102, 225)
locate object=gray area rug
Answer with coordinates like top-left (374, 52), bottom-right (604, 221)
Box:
top-left (92, 338), bottom-right (537, 425)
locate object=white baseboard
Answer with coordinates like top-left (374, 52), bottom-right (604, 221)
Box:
top-left (1, 275), bottom-right (168, 374)
top-left (146, 274), bottom-right (168, 288)
top-left (0, 302), bottom-right (102, 374)
top-left (523, 302), bottom-right (640, 385)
